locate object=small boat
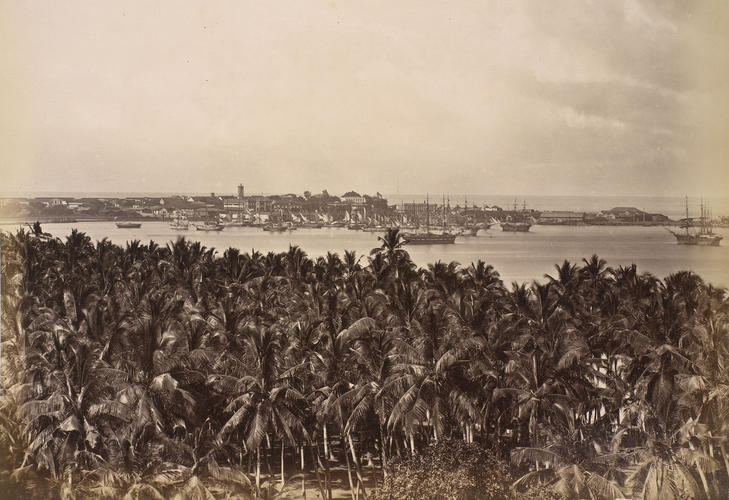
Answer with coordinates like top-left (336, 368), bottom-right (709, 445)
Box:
top-left (194, 221), bottom-right (224, 231)
top-left (262, 223), bottom-right (289, 232)
top-left (347, 223), bottom-right (366, 230)
top-left (116, 222), bottom-right (142, 229)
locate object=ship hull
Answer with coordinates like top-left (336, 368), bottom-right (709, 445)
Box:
top-left (403, 232), bottom-right (456, 245)
top-left (501, 223), bottom-right (531, 232)
top-left (194, 224), bottom-right (224, 231)
top-left (263, 224), bottom-right (294, 232)
top-left (116, 223), bottom-right (141, 228)
top-left (674, 234), bottom-right (723, 246)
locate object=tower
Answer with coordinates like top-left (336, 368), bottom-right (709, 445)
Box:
top-left (237, 184), bottom-right (244, 200)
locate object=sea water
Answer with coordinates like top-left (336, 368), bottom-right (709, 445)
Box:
top-left (3, 221), bottom-right (727, 287)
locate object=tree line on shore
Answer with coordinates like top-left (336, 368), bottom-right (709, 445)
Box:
top-left (1, 224), bottom-right (728, 499)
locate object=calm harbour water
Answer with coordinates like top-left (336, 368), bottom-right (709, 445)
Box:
top-left (3, 221), bottom-right (728, 288)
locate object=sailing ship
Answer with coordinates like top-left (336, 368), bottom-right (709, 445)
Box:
top-left (298, 214), bottom-right (323, 228)
top-left (501, 200), bottom-right (532, 232)
top-left (402, 195), bottom-right (456, 245)
top-left (115, 221), bottom-right (142, 228)
top-left (668, 197), bottom-right (722, 246)
top-left (169, 213), bottom-right (189, 230)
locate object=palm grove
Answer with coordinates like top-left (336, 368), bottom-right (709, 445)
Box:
top-left (1, 225), bottom-right (728, 499)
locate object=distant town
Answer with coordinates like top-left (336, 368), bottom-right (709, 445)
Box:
top-left (1, 184), bottom-right (726, 228)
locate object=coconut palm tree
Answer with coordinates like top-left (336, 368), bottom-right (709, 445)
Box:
top-left (3, 225), bottom-right (729, 498)
top-left (211, 320), bottom-right (308, 493)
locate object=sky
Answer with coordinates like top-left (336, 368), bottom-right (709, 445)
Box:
top-left (1, 0), bottom-right (728, 198)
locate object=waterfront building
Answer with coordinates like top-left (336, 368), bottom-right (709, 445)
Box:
top-left (223, 199), bottom-right (247, 211)
top-left (245, 196), bottom-right (274, 214)
top-left (538, 211), bottom-right (585, 224)
top-left (342, 191), bottom-right (366, 204)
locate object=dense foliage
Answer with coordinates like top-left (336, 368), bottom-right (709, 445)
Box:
top-left (1, 225), bottom-right (728, 499)
top-left (371, 440), bottom-right (559, 500)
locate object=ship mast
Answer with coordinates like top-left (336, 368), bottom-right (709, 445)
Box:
top-left (685, 195), bottom-right (690, 236)
top-left (425, 194), bottom-right (430, 233)
top-left (443, 194), bottom-right (446, 231)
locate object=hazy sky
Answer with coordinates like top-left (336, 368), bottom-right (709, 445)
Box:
top-left (1, 0), bottom-right (728, 197)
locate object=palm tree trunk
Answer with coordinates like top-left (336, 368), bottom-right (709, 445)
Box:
top-left (409, 432), bottom-right (416, 455)
top-left (280, 440), bottom-right (285, 490)
top-left (266, 439), bottom-right (273, 492)
top-left (344, 443), bottom-right (357, 500)
top-left (256, 445), bottom-right (261, 497)
top-left (348, 432), bottom-right (368, 499)
top-left (319, 429), bottom-right (332, 500)
top-left (323, 423), bottom-right (330, 459)
top-left (300, 444), bottom-right (306, 499)
top-left (379, 424), bottom-right (388, 479)
top-left (310, 441), bottom-right (327, 500)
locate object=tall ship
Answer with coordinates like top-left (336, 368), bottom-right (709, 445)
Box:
top-left (501, 200), bottom-right (533, 232)
top-left (460, 196), bottom-right (492, 236)
top-left (669, 197), bottom-right (722, 246)
top-left (402, 195), bottom-right (456, 245)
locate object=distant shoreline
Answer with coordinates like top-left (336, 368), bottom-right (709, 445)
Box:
top-left (0, 217), bottom-right (691, 228)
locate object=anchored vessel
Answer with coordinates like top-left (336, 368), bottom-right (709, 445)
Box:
top-left (462, 222), bottom-right (493, 236)
top-left (669, 197), bottom-right (722, 246)
top-left (169, 213), bottom-right (189, 230)
top-left (115, 222), bottom-right (142, 229)
top-left (262, 222), bottom-right (295, 232)
top-left (501, 200), bottom-right (532, 232)
top-left (402, 195), bottom-right (456, 245)
top-left (194, 220), bottom-right (224, 232)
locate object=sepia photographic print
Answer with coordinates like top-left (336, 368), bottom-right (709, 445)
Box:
top-left (1, 1), bottom-right (729, 499)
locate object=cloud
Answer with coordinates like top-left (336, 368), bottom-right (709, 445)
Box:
top-left (0, 0), bottom-right (727, 198)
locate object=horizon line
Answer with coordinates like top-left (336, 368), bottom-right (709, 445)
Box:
top-left (3, 191), bottom-right (729, 201)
